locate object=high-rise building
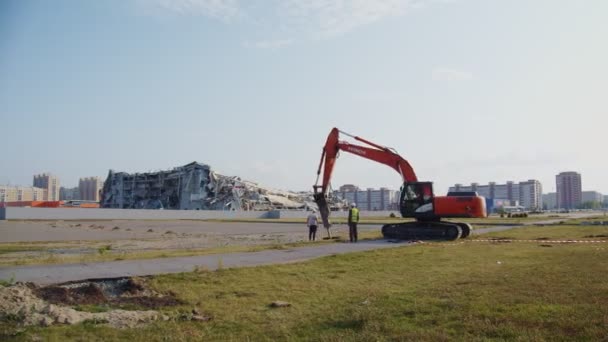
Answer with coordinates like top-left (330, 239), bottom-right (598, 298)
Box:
top-left (519, 180), bottom-right (543, 210)
top-left (556, 172), bottom-right (582, 209)
top-left (33, 173), bottom-right (60, 201)
top-left (79, 177), bottom-right (103, 202)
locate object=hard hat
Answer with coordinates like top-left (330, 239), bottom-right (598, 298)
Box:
top-left (351, 203), bottom-right (357, 207)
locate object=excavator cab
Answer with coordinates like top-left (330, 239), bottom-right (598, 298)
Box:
top-left (399, 182), bottom-right (436, 219)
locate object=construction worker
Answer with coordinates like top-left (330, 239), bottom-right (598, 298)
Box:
top-left (307, 210), bottom-right (319, 241)
top-left (348, 203), bottom-right (359, 243)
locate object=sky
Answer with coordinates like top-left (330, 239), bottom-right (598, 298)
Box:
top-left (1, 0), bottom-right (607, 195)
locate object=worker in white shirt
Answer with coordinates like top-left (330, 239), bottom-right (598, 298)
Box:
top-left (307, 210), bottom-right (319, 241)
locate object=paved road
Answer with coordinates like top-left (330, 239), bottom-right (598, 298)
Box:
top-left (0, 240), bottom-right (411, 285)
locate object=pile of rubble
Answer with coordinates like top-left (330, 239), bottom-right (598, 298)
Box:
top-left (101, 162), bottom-right (347, 211)
top-left (0, 280), bottom-right (168, 328)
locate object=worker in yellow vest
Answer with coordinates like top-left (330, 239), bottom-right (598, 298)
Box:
top-left (348, 203), bottom-right (359, 243)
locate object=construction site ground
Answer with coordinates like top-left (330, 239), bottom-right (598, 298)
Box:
top-left (0, 212), bottom-right (598, 283)
top-left (1, 213), bottom-right (606, 341)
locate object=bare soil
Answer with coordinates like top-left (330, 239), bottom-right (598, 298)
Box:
top-left (0, 277), bottom-right (175, 329)
top-left (0, 220), bottom-right (357, 265)
top-left (34, 277), bottom-right (182, 309)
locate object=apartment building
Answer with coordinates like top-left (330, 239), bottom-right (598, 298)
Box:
top-left (449, 179), bottom-right (542, 210)
top-left (79, 177), bottom-right (103, 201)
top-left (59, 187), bottom-right (80, 201)
top-left (556, 172), bottom-right (582, 209)
top-left (582, 191), bottom-right (603, 204)
top-left (542, 192), bottom-right (557, 209)
top-left (0, 185), bottom-right (46, 202)
top-left (33, 173), bottom-right (60, 201)
top-left (336, 186), bottom-right (399, 211)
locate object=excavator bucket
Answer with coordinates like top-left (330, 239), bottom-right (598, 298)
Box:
top-left (313, 192), bottom-right (331, 229)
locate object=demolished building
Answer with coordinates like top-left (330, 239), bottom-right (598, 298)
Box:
top-left (100, 162), bottom-right (347, 211)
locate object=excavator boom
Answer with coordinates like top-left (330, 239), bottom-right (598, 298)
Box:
top-left (313, 128), bottom-right (417, 228)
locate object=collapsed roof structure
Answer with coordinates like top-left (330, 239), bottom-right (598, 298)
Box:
top-left (100, 162), bottom-right (347, 211)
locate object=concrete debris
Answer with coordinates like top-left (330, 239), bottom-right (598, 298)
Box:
top-left (0, 284), bottom-right (160, 328)
top-left (101, 161), bottom-right (347, 211)
top-left (270, 300), bottom-right (291, 308)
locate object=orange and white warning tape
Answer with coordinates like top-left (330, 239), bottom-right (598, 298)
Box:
top-left (413, 239), bottom-right (607, 246)
top-left (413, 241), bottom-right (465, 246)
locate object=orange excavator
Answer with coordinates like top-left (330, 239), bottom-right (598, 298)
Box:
top-left (313, 128), bottom-right (487, 240)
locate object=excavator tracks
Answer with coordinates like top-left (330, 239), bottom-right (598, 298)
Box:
top-left (381, 221), bottom-right (471, 241)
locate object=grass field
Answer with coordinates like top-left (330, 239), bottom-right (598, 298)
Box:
top-left (479, 225), bottom-right (608, 241)
top-left (4, 225), bottom-right (607, 341)
top-left (0, 239), bottom-right (331, 267)
top-left (0, 245), bottom-right (47, 255)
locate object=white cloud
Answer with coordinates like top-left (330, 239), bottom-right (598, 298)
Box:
top-left (278, 0), bottom-right (416, 38)
top-left (431, 67), bottom-right (473, 81)
top-left (147, 0), bottom-right (242, 21)
top-left (242, 38), bottom-right (294, 49)
top-left (141, 0), bottom-right (435, 37)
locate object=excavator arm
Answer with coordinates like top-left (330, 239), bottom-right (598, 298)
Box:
top-left (313, 128), bottom-right (418, 228)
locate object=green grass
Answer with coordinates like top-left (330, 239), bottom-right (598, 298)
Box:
top-left (478, 225), bottom-right (608, 241)
top-left (0, 245), bottom-right (46, 255)
top-left (447, 216), bottom-right (554, 225)
top-left (0, 239), bottom-right (350, 267)
top-left (560, 215), bottom-right (608, 225)
top-left (5, 227), bottom-right (607, 341)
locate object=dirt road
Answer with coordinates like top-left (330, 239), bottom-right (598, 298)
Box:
top-left (0, 220), bottom-right (380, 243)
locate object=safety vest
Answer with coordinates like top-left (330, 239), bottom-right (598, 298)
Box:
top-left (350, 208), bottom-right (360, 223)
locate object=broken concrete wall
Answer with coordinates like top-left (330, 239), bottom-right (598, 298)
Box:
top-left (101, 162), bottom-right (347, 211)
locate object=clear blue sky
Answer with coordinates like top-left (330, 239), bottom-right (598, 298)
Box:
top-left (1, 0), bottom-right (607, 194)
